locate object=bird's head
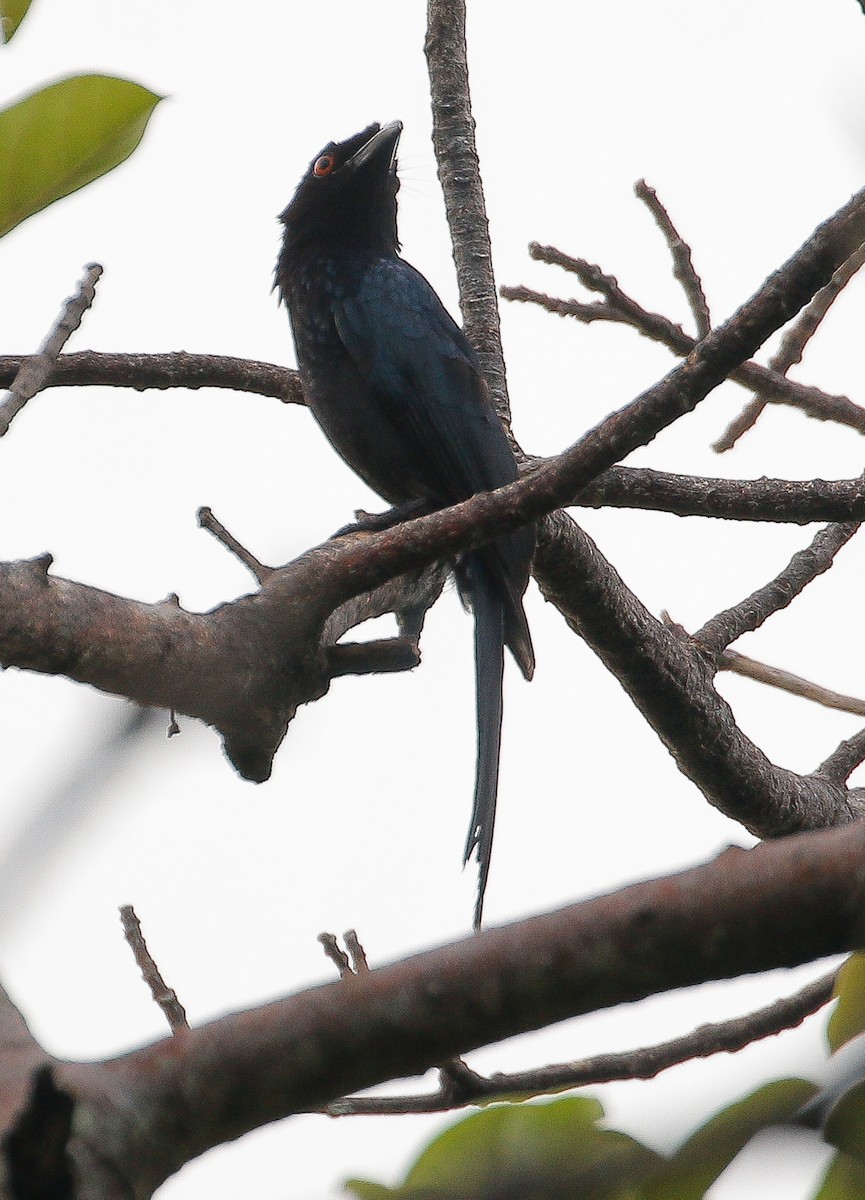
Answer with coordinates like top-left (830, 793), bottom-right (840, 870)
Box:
top-left (279, 121), bottom-right (402, 257)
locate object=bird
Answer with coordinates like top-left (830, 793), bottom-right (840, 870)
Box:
top-left (275, 121), bottom-right (535, 927)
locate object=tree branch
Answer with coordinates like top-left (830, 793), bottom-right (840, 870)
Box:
top-left (0, 547), bottom-right (443, 784)
top-left (577, 467), bottom-right (865, 523)
top-left (715, 239), bottom-right (865, 449)
top-left (534, 513), bottom-right (865, 837)
top-left (635, 180), bottom-right (711, 337)
top-left (54, 822), bottom-right (865, 1193)
top-left (0, 351), bottom-right (303, 404)
top-left (1, 186), bottom-right (863, 814)
top-left (720, 648), bottom-right (865, 718)
top-left (323, 967), bottom-right (836, 1116)
top-left (695, 522), bottom-right (859, 657)
top-left (0, 264), bottom-right (103, 436)
top-left (425, 0), bottom-right (511, 422)
top-left (504, 245), bottom-right (865, 438)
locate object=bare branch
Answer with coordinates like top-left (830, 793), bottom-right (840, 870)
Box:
top-left (0, 350), bottom-right (304, 404)
top-left (577, 467), bottom-right (865, 524)
top-left (695, 523), bottom-right (859, 657)
top-left (720, 648), bottom-right (865, 717)
top-left (319, 933), bottom-right (353, 980)
top-left (324, 968), bottom-right (836, 1115)
top-left (343, 931), bottom-right (369, 975)
top-left (635, 179), bottom-right (711, 337)
top-left (815, 727), bottom-right (865, 783)
top-left (0, 264), bottom-right (102, 436)
top-left (505, 244), bottom-right (865, 438)
top-left (425, 0), bottom-right (511, 422)
top-left (56, 822), bottom-right (865, 1192)
top-left (120, 906), bottom-right (188, 1034)
top-left (716, 239), bottom-right (865, 450)
top-left (0, 187), bottom-right (862, 819)
top-left (535, 514), bottom-right (865, 838)
top-left (197, 506), bottom-right (273, 583)
top-left (327, 639), bottom-right (420, 677)
top-left (0, 545), bottom-right (442, 785)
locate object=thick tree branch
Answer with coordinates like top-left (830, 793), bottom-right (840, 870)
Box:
top-left (1, 187), bottom-right (863, 806)
top-left (324, 968), bottom-right (836, 1116)
top-left (534, 513), bottom-right (865, 837)
top-left (53, 822), bottom-right (865, 1193)
top-left (425, 0), bottom-right (511, 422)
top-left (306, 184), bottom-right (865, 610)
top-left (816, 727), bottom-right (865, 784)
top-left (487, 186), bottom-right (865, 530)
top-left (0, 548), bottom-right (443, 784)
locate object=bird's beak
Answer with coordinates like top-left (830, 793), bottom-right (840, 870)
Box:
top-left (348, 121), bottom-right (403, 173)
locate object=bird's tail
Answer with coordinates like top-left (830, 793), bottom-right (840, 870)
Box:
top-left (463, 564), bottom-right (506, 930)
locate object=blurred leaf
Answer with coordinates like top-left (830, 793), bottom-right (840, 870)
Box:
top-left (825, 1081), bottom-right (865, 1161)
top-left (344, 1184), bottom-right (397, 1200)
top-left (346, 1097), bottom-right (661, 1199)
top-left (828, 956), bottom-right (865, 1053)
top-left (0, 73), bottom-right (163, 237)
top-left (813, 1151), bottom-right (865, 1199)
top-left (0, 0), bottom-right (32, 43)
top-left (641, 1078), bottom-right (817, 1200)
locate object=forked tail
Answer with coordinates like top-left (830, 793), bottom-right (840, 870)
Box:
top-left (463, 569), bottom-right (506, 929)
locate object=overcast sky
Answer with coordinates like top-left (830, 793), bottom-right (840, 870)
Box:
top-left (2, 2), bottom-right (865, 1197)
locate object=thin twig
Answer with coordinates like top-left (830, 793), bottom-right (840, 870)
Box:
top-left (505, 250), bottom-right (865, 437)
top-left (528, 244), bottom-right (668, 332)
top-left (720, 648), bottom-right (865, 717)
top-left (343, 930), bottom-right (369, 975)
top-left (119, 905), bottom-right (188, 1034)
top-left (197, 507), bottom-right (272, 583)
top-left (815, 728), bottom-right (865, 783)
top-left (695, 523), bottom-right (860, 658)
top-left (322, 968), bottom-right (837, 1116)
top-left (715, 240), bottom-right (865, 450)
top-left (318, 933), bottom-right (352, 980)
top-left (0, 264), bottom-right (102, 436)
top-left (635, 179), bottom-right (711, 336)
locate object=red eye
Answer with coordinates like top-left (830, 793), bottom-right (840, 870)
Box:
top-left (313, 153), bottom-right (335, 177)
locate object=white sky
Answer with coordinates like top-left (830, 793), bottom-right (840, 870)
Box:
top-left (1, 1), bottom-right (865, 1196)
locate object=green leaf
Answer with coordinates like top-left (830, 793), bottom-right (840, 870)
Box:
top-left (641, 1078), bottom-right (817, 1200)
top-left (813, 1151), bottom-right (865, 1199)
top-left (344, 1184), bottom-right (398, 1200)
top-left (346, 1097), bottom-right (661, 1199)
top-left (0, 0), bottom-right (33, 43)
top-left (825, 1081), bottom-right (865, 1161)
top-left (0, 74), bottom-right (163, 237)
top-left (828, 956), bottom-right (865, 1053)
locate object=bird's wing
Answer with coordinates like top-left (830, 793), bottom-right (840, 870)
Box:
top-left (332, 258), bottom-right (518, 506)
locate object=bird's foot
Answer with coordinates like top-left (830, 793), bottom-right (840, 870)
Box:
top-left (332, 498), bottom-right (430, 538)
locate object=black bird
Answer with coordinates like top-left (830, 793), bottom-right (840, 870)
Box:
top-left (275, 121), bottom-right (535, 927)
